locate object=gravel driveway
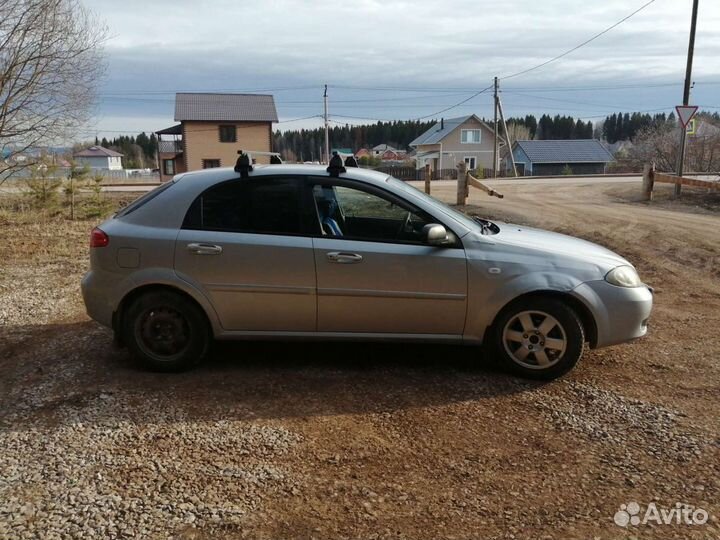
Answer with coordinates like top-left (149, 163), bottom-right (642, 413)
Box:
top-left (1, 181), bottom-right (718, 539)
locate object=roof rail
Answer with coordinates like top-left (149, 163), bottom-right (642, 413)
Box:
top-left (234, 150), bottom-right (253, 177)
top-left (327, 151), bottom-right (346, 177)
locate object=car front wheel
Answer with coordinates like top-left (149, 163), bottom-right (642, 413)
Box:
top-left (123, 290), bottom-right (210, 372)
top-left (492, 297), bottom-right (585, 379)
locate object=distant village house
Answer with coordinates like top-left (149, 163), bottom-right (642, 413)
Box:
top-left (156, 93), bottom-right (278, 182)
top-left (73, 146), bottom-right (124, 170)
top-left (410, 115), bottom-right (497, 177)
top-left (508, 139), bottom-right (614, 176)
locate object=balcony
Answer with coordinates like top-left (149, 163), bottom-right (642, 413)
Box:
top-left (158, 140), bottom-right (183, 154)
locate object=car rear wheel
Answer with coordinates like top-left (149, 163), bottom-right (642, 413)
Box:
top-left (492, 297), bottom-right (584, 379)
top-left (123, 290), bottom-right (210, 372)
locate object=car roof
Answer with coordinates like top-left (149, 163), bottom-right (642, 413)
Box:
top-left (174, 164), bottom-right (393, 186)
top-left (120, 163), bottom-right (473, 238)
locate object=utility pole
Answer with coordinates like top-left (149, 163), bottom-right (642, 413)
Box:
top-left (323, 84), bottom-right (330, 164)
top-left (497, 94), bottom-right (518, 178)
top-left (675, 0), bottom-right (699, 198)
top-left (493, 77), bottom-right (499, 178)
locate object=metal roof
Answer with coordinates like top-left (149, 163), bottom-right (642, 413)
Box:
top-left (174, 93), bottom-right (278, 122)
top-left (156, 124), bottom-right (182, 135)
top-left (74, 146), bottom-right (123, 158)
top-left (514, 139), bottom-right (614, 164)
top-left (410, 114), bottom-right (491, 146)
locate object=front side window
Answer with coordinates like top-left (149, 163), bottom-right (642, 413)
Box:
top-left (184, 177), bottom-right (304, 235)
top-left (202, 159), bottom-right (220, 169)
top-left (219, 125), bottom-right (236, 143)
top-left (312, 183), bottom-right (432, 244)
top-left (461, 129), bottom-right (481, 144)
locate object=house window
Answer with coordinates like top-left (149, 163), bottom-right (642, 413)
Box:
top-left (464, 157), bottom-right (476, 170)
top-left (163, 159), bottom-right (175, 175)
top-left (219, 125), bottom-right (236, 143)
top-left (202, 159), bottom-right (221, 169)
top-left (461, 129), bottom-right (481, 144)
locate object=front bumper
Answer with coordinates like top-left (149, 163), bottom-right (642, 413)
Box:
top-left (572, 280), bottom-right (653, 349)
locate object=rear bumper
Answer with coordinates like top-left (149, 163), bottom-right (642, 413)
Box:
top-left (572, 280), bottom-right (653, 348)
top-left (81, 270), bottom-right (115, 328)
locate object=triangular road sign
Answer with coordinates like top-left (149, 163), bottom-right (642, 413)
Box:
top-left (676, 105), bottom-right (698, 128)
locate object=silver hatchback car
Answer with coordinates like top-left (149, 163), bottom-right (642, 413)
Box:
top-left (82, 162), bottom-right (652, 378)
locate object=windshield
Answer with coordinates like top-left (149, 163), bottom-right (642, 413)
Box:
top-left (387, 176), bottom-right (488, 233)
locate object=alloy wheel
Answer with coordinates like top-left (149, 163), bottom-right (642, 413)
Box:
top-left (502, 310), bottom-right (567, 370)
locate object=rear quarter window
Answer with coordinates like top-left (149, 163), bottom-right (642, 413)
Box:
top-left (182, 176), bottom-right (308, 236)
top-left (115, 180), bottom-right (177, 218)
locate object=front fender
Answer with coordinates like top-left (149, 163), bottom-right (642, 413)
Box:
top-left (464, 269), bottom-right (585, 342)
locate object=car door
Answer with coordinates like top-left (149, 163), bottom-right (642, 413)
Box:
top-left (311, 179), bottom-right (468, 336)
top-left (174, 176), bottom-right (317, 332)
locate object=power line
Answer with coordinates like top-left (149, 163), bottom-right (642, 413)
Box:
top-left (98, 85), bottom-right (320, 96)
top-left (80, 114), bottom-right (323, 135)
top-left (413, 84), bottom-right (495, 120)
top-left (507, 91), bottom-right (644, 110)
top-left (500, 0), bottom-right (658, 81)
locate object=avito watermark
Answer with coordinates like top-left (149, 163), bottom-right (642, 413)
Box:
top-left (614, 501), bottom-right (709, 527)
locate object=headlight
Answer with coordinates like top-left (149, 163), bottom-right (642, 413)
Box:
top-left (605, 265), bottom-right (642, 288)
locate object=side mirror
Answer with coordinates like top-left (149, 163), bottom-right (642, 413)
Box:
top-left (423, 224), bottom-right (449, 246)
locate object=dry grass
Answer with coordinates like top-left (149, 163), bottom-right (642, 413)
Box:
top-left (0, 193), bottom-right (137, 329)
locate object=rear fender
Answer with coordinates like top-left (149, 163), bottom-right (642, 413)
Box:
top-left (114, 268), bottom-right (222, 337)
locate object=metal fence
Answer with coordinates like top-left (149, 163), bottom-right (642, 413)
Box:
top-left (0, 167), bottom-right (160, 184)
top-left (362, 166), bottom-right (462, 181)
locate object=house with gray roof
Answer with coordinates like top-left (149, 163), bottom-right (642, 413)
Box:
top-left (156, 93), bottom-right (278, 181)
top-left (74, 146), bottom-right (124, 170)
top-left (410, 115), bottom-right (498, 178)
top-left (507, 139), bottom-right (614, 176)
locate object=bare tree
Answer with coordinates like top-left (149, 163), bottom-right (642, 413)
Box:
top-left (628, 118), bottom-right (720, 173)
top-left (0, 0), bottom-right (107, 183)
top-left (505, 123), bottom-right (531, 145)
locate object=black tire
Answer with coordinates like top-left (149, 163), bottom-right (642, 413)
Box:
top-left (491, 297), bottom-right (585, 380)
top-left (123, 290), bottom-right (210, 372)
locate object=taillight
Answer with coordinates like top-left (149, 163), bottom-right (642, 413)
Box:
top-left (90, 227), bottom-right (109, 248)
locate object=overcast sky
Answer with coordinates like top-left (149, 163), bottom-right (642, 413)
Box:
top-left (86, 0), bottom-right (720, 138)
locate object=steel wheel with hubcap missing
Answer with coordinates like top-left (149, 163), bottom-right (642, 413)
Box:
top-left (124, 290), bottom-right (210, 372)
top-left (493, 297), bottom-right (584, 379)
top-left (136, 306), bottom-right (191, 360)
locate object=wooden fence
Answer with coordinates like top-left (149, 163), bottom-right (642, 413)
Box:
top-left (642, 163), bottom-right (720, 200)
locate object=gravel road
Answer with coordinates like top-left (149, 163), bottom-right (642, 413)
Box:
top-left (1, 181), bottom-right (718, 539)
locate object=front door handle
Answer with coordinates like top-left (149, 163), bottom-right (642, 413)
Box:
top-left (187, 242), bottom-right (223, 255)
top-left (326, 251), bottom-right (363, 264)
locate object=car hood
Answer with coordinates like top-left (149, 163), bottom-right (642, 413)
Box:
top-left (470, 223), bottom-right (631, 271)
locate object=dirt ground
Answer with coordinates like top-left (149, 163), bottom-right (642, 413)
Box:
top-left (0, 180), bottom-right (719, 539)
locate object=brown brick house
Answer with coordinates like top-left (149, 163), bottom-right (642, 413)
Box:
top-left (156, 93), bottom-right (278, 182)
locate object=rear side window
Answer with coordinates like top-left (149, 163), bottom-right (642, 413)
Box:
top-left (116, 180), bottom-right (176, 218)
top-left (183, 177), bottom-right (305, 235)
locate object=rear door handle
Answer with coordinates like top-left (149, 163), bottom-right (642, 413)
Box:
top-left (326, 251), bottom-right (363, 264)
top-left (187, 242), bottom-right (223, 255)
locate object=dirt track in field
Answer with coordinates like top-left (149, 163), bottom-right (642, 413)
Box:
top-left (1, 180), bottom-right (719, 539)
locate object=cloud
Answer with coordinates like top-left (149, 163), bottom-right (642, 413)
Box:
top-left (86, 0), bottom-right (720, 135)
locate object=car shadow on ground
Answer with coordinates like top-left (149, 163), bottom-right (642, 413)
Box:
top-left (1, 321), bottom-right (551, 426)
